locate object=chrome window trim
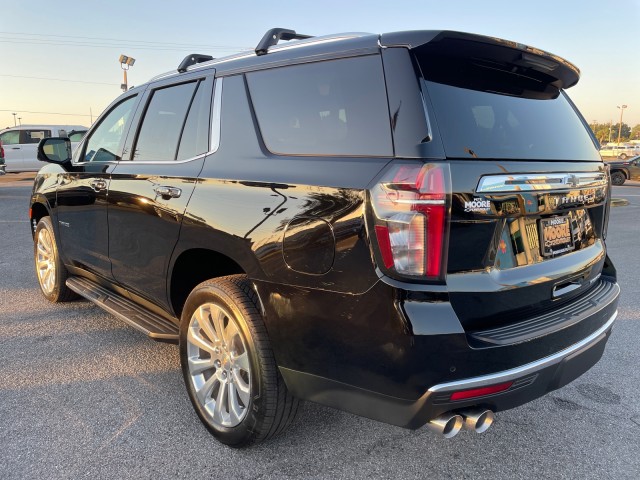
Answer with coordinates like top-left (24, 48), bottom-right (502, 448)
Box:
top-left (71, 153), bottom-right (208, 167)
top-left (428, 310), bottom-right (617, 393)
top-left (476, 172), bottom-right (607, 193)
top-left (73, 79), bottom-right (221, 166)
top-left (209, 77), bottom-right (223, 154)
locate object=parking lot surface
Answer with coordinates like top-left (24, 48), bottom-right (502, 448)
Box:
top-left (1, 174), bottom-right (639, 479)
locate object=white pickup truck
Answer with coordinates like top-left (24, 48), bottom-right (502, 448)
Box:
top-left (599, 144), bottom-right (639, 160)
top-left (0, 125), bottom-right (87, 172)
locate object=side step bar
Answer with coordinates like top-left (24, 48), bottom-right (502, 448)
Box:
top-left (66, 276), bottom-right (179, 343)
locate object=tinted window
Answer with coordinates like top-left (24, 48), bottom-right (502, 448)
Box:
top-left (84, 96), bottom-right (137, 162)
top-left (247, 56), bottom-right (392, 156)
top-left (134, 82), bottom-right (197, 161)
top-left (68, 131), bottom-right (87, 142)
top-left (424, 81), bottom-right (600, 161)
top-left (0, 130), bottom-right (20, 145)
top-left (177, 77), bottom-right (213, 160)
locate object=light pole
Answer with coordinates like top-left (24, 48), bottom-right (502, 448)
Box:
top-left (18, 117), bottom-right (22, 126)
top-left (616, 105), bottom-right (627, 145)
top-left (119, 55), bottom-right (136, 92)
top-left (12, 113), bottom-right (16, 126)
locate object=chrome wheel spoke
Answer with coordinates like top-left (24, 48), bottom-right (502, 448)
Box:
top-left (188, 356), bottom-right (216, 375)
top-left (228, 383), bottom-right (245, 422)
top-left (37, 242), bottom-right (50, 257)
top-left (224, 318), bottom-right (239, 346)
top-left (212, 308), bottom-right (226, 345)
top-left (187, 327), bottom-right (216, 355)
top-left (43, 269), bottom-right (53, 290)
top-left (196, 305), bottom-right (220, 344)
top-left (232, 351), bottom-right (249, 372)
top-left (232, 369), bottom-right (251, 405)
top-left (196, 374), bottom-right (219, 405)
top-left (213, 378), bottom-right (228, 423)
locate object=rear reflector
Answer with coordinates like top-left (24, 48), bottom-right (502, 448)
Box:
top-left (450, 381), bottom-right (513, 401)
top-left (375, 225), bottom-right (394, 269)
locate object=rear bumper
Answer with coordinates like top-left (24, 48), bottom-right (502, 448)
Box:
top-left (281, 310), bottom-right (616, 429)
top-left (421, 310), bottom-right (616, 424)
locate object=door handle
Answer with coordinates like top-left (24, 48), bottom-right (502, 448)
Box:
top-left (11, 147), bottom-right (20, 150)
top-left (90, 179), bottom-right (107, 192)
top-left (154, 186), bottom-right (182, 199)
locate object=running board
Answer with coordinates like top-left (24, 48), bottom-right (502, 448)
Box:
top-left (66, 276), bottom-right (179, 343)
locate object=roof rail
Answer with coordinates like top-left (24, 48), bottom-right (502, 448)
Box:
top-left (177, 54), bottom-right (215, 73)
top-left (255, 28), bottom-right (313, 56)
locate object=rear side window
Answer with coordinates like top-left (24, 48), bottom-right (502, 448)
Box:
top-left (177, 77), bottom-right (213, 160)
top-left (134, 82), bottom-right (197, 161)
top-left (0, 130), bottom-right (20, 145)
top-left (133, 79), bottom-right (212, 162)
top-left (20, 130), bottom-right (51, 144)
top-left (246, 56), bottom-right (393, 156)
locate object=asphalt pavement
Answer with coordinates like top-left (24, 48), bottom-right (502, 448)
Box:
top-left (1, 174), bottom-right (639, 479)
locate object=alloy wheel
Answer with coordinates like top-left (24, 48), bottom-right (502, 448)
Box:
top-left (186, 303), bottom-right (251, 428)
top-left (36, 227), bottom-right (56, 295)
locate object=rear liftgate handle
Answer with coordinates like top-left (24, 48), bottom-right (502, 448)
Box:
top-left (552, 278), bottom-right (585, 298)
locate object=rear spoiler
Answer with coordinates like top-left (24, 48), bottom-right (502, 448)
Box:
top-left (380, 30), bottom-right (580, 90)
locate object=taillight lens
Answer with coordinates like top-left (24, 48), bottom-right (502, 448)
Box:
top-left (370, 163), bottom-right (450, 280)
top-left (0, 140), bottom-right (4, 159)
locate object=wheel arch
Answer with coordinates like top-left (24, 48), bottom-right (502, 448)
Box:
top-left (29, 199), bottom-right (51, 237)
top-left (169, 247), bottom-right (252, 319)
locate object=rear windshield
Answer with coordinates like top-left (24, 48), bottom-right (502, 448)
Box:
top-left (421, 78), bottom-right (600, 161)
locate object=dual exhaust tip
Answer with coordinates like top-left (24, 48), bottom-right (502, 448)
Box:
top-left (426, 408), bottom-right (494, 438)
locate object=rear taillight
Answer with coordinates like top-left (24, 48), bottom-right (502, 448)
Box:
top-left (0, 140), bottom-right (4, 159)
top-left (370, 163), bottom-right (450, 280)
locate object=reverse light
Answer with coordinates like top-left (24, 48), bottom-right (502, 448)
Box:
top-left (371, 163), bottom-right (450, 280)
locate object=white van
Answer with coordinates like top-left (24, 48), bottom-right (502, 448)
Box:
top-left (0, 125), bottom-right (88, 172)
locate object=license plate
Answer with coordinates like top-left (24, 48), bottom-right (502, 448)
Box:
top-left (540, 216), bottom-right (574, 257)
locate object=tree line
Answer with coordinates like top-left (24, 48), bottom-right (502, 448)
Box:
top-left (589, 122), bottom-right (640, 144)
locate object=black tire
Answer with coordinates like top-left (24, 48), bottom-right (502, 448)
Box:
top-left (610, 170), bottom-right (626, 186)
top-left (33, 217), bottom-right (78, 302)
top-left (179, 275), bottom-right (299, 447)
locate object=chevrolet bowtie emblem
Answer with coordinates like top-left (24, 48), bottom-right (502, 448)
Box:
top-left (564, 174), bottom-right (580, 188)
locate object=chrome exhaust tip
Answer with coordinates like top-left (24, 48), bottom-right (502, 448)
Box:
top-left (460, 408), bottom-right (495, 433)
top-left (426, 413), bottom-right (464, 438)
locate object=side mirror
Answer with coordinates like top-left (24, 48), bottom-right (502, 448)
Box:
top-left (37, 137), bottom-right (72, 164)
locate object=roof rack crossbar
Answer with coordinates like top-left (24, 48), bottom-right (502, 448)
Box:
top-left (177, 54), bottom-right (215, 73)
top-left (255, 28), bottom-right (313, 56)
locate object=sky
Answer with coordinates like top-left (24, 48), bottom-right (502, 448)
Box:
top-left (1, 0), bottom-right (638, 130)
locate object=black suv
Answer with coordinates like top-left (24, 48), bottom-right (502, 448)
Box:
top-left (32, 28), bottom-right (619, 447)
